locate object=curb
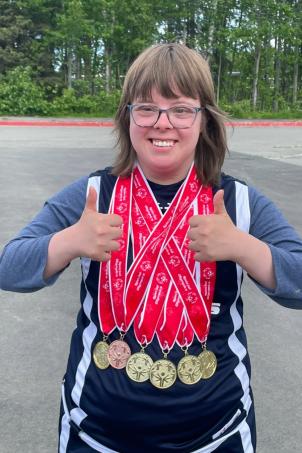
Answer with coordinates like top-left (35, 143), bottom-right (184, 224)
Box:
top-left (0, 120), bottom-right (302, 127)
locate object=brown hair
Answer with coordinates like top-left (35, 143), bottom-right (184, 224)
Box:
top-left (112, 43), bottom-right (228, 185)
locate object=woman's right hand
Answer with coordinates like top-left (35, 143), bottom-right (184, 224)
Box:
top-left (44, 187), bottom-right (123, 280)
top-left (73, 186), bottom-right (123, 262)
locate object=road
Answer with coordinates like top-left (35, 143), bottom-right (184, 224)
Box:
top-left (0, 124), bottom-right (301, 453)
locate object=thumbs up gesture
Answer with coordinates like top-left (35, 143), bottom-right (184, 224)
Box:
top-left (73, 186), bottom-right (123, 262)
top-left (188, 190), bottom-right (238, 262)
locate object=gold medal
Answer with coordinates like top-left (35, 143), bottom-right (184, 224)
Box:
top-left (150, 358), bottom-right (177, 389)
top-left (108, 339), bottom-right (131, 369)
top-left (126, 352), bottom-right (153, 383)
top-left (198, 350), bottom-right (217, 379)
top-left (177, 354), bottom-right (202, 385)
top-left (93, 341), bottom-right (110, 370)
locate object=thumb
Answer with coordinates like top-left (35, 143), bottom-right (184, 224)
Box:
top-left (213, 189), bottom-right (226, 215)
top-left (85, 186), bottom-right (98, 211)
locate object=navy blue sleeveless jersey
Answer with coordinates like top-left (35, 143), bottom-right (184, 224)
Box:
top-left (60, 168), bottom-right (255, 452)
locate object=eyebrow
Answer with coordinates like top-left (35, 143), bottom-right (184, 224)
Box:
top-left (135, 99), bottom-right (199, 106)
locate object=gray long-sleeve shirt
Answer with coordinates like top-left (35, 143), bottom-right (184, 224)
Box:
top-left (1, 174), bottom-right (302, 309)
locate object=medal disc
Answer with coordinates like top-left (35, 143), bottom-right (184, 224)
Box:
top-left (150, 359), bottom-right (177, 389)
top-left (93, 341), bottom-right (110, 370)
top-left (108, 340), bottom-right (131, 369)
top-left (177, 354), bottom-right (202, 385)
top-left (126, 352), bottom-right (153, 383)
top-left (198, 350), bottom-right (217, 379)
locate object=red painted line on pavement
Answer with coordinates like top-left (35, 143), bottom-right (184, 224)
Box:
top-left (0, 120), bottom-right (301, 127)
top-left (0, 120), bottom-right (114, 127)
top-left (225, 121), bottom-right (302, 127)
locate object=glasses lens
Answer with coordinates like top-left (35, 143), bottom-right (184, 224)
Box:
top-left (169, 107), bottom-right (196, 128)
top-left (132, 105), bottom-right (158, 127)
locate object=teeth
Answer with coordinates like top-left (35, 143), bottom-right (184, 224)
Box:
top-left (152, 140), bottom-right (175, 147)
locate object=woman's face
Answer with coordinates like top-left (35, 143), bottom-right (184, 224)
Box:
top-left (129, 88), bottom-right (202, 184)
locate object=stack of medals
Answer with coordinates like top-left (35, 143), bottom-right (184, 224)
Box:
top-left (93, 164), bottom-right (217, 388)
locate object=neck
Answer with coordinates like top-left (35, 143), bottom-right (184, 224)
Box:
top-left (137, 163), bottom-right (194, 185)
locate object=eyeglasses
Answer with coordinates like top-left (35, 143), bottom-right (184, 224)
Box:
top-left (127, 104), bottom-right (203, 129)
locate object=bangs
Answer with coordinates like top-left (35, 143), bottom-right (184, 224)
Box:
top-left (126, 45), bottom-right (201, 102)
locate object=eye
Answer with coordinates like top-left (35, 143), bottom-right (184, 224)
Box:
top-left (171, 105), bottom-right (195, 117)
top-left (135, 104), bottom-right (158, 113)
top-left (172, 106), bottom-right (194, 114)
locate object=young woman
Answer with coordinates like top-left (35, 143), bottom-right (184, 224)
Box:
top-left (1, 43), bottom-right (302, 453)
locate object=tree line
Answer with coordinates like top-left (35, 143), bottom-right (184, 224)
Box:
top-left (0, 0), bottom-right (301, 117)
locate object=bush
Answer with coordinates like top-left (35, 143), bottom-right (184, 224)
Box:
top-left (50, 88), bottom-right (121, 116)
top-left (0, 67), bottom-right (51, 115)
top-left (220, 99), bottom-right (252, 118)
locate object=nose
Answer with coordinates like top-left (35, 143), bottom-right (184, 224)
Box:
top-left (153, 110), bottom-right (173, 129)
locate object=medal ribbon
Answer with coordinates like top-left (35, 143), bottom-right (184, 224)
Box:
top-left (98, 176), bottom-right (132, 334)
top-left (157, 192), bottom-right (216, 349)
top-left (131, 167), bottom-right (216, 348)
top-left (109, 175), bottom-right (132, 332)
top-left (124, 165), bottom-right (201, 329)
top-left (98, 164), bottom-right (216, 348)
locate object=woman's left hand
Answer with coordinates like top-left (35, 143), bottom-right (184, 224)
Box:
top-left (188, 190), bottom-right (238, 262)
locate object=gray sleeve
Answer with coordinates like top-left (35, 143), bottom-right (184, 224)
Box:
top-left (248, 186), bottom-right (302, 309)
top-left (0, 176), bottom-right (88, 292)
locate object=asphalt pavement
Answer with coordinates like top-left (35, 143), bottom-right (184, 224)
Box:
top-left (0, 123), bottom-right (301, 453)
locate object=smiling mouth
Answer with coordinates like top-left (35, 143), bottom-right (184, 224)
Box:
top-left (151, 139), bottom-right (176, 147)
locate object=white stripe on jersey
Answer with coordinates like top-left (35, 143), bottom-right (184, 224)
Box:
top-left (69, 177), bottom-right (101, 417)
top-left (235, 182), bottom-right (251, 234)
top-left (228, 184), bottom-right (251, 402)
top-left (59, 411), bottom-right (71, 453)
top-left (239, 420), bottom-right (254, 453)
top-left (71, 288), bottom-right (97, 408)
top-left (227, 182), bottom-right (253, 449)
top-left (181, 415), bottom-right (253, 452)
top-left (81, 176), bottom-right (101, 281)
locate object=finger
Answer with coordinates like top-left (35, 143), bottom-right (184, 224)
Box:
top-left (213, 190), bottom-right (226, 215)
top-left (187, 228), bottom-right (199, 240)
top-left (101, 251), bottom-right (112, 262)
top-left (110, 228), bottom-right (123, 240)
top-left (188, 215), bottom-right (202, 227)
top-left (107, 240), bottom-right (122, 251)
top-left (193, 252), bottom-right (203, 262)
top-left (188, 240), bottom-right (203, 252)
top-left (85, 186), bottom-right (98, 211)
top-left (107, 214), bottom-right (123, 227)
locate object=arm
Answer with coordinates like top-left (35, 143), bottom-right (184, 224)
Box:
top-left (188, 187), bottom-right (302, 307)
top-left (0, 177), bottom-right (87, 292)
top-left (248, 186), bottom-right (302, 308)
top-left (0, 178), bottom-right (123, 291)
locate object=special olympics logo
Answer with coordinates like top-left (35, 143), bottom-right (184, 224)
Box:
top-left (186, 292), bottom-right (198, 304)
top-left (200, 194), bottom-right (211, 204)
top-left (189, 182), bottom-right (198, 192)
top-left (203, 267), bottom-right (214, 280)
top-left (136, 188), bottom-right (147, 199)
top-left (113, 278), bottom-right (124, 290)
top-left (102, 281), bottom-right (110, 293)
top-left (156, 272), bottom-right (168, 285)
top-left (140, 261), bottom-right (152, 271)
top-left (116, 202), bottom-right (127, 213)
top-left (135, 216), bottom-right (145, 226)
top-left (168, 255), bottom-right (180, 267)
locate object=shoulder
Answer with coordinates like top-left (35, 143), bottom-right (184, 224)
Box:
top-left (216, 173), bottom-right (247, 191)
top-left (88, 166), bottom-right (116, 181)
